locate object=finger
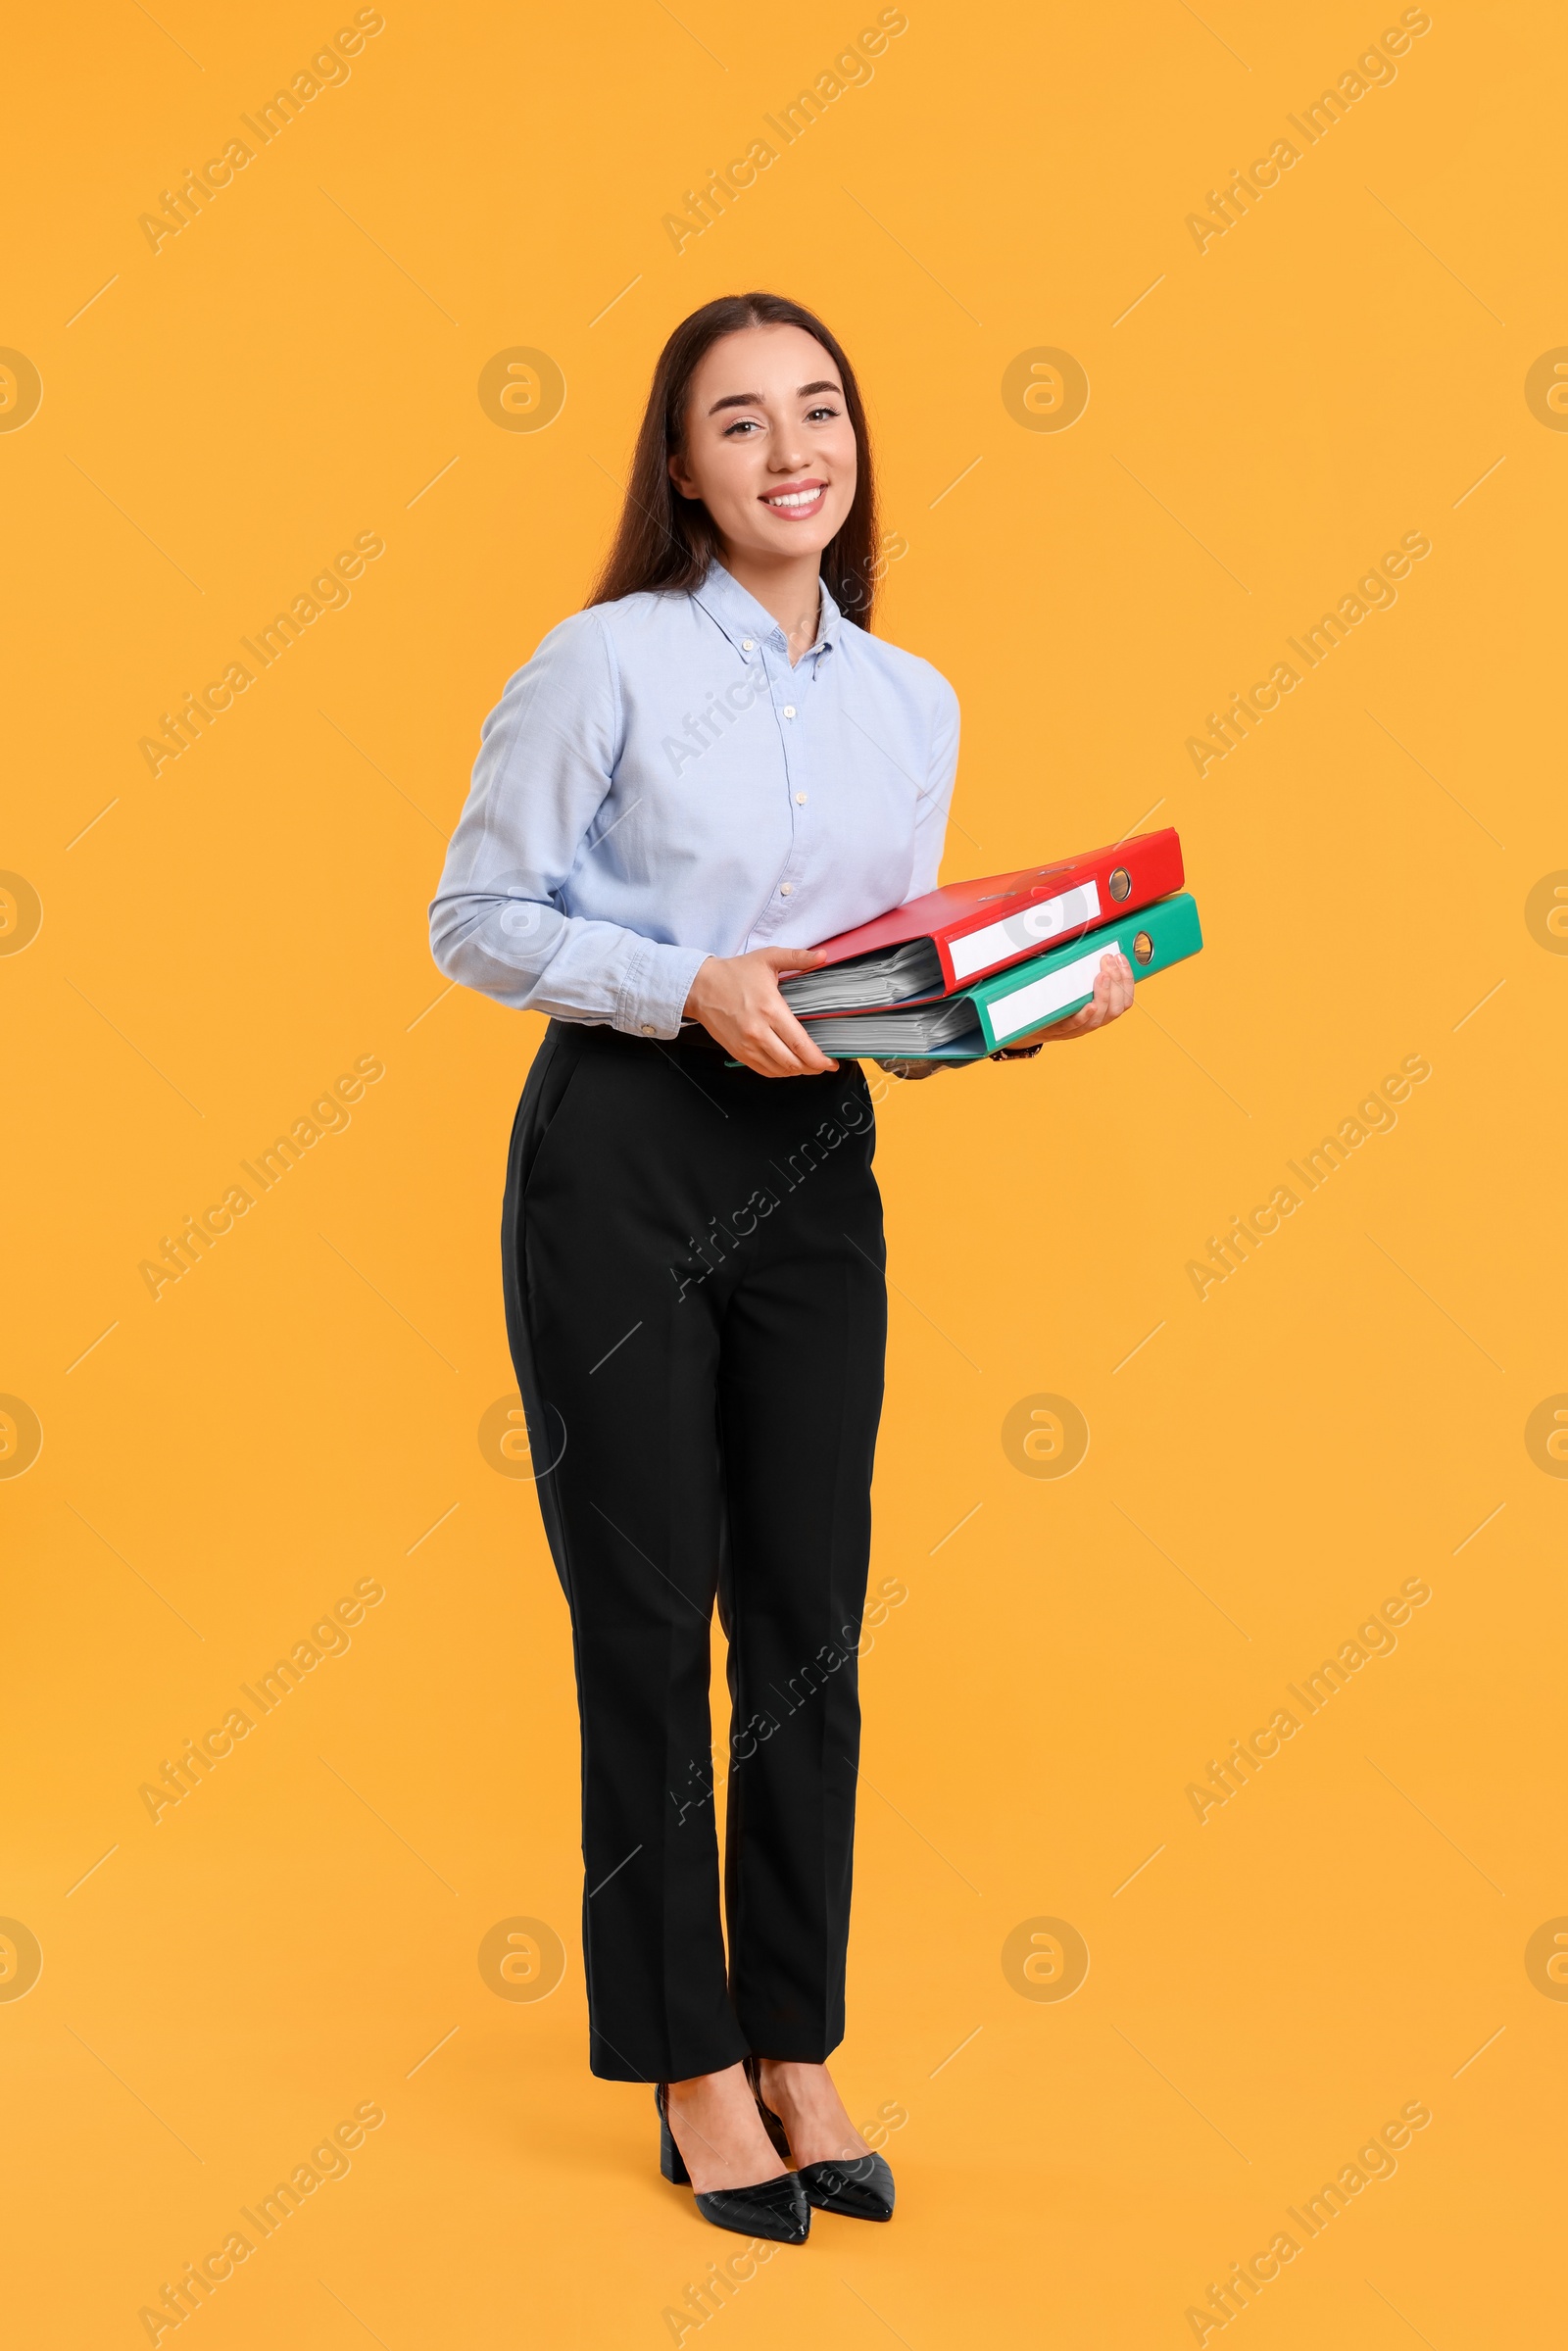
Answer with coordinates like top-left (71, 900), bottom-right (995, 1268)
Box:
top-left (759, 1006), bottom-right (833, 1077)
top-left (743, 1023), bottom-right (813, 1078)
top-left (1099, 953), bottom-right (1130, 1001)
top-left (762, 945), bottom-right (830, 973)
top-left (742, 1042), bottom-right (808, 1078)
top-left (747, 972), bottom-right (836, 1073)
top-left (772, 1004), bottom-right (838, 1073)
top-left (717, 1008), bottom-right (808, 1076)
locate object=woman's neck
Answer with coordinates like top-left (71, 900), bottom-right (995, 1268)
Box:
top-left (717, 544), bottom-right (821, 667)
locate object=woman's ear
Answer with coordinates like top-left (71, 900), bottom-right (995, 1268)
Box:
top-left (667, 449), bottom-right (694, 500)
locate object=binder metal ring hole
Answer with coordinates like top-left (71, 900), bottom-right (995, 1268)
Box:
top-left (1108, 867), bottom-right (1131, 901)
top-left (1132, 930), bottom-right (1153, 964)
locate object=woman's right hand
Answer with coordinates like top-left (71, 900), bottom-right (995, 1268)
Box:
top-left (683, 948), bottom-right (839, 1078)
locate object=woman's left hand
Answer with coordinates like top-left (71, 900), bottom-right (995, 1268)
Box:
top-left (1008, 950), bottom-right (1136, 1048)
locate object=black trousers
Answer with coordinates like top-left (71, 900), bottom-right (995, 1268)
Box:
top-left (501, 1020), bottom-right (888, 2082)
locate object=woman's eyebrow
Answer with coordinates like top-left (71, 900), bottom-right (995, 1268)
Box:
top-left (706, 378), bottom-right (843, 416)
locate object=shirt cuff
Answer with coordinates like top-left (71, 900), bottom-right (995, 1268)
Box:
top-left (615, 938), bottom-right (712, 1040)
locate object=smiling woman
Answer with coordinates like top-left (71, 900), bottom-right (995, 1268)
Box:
top-left (430, 289), bottom-right (957, 2245)
top-left (428, 287), bottom-right (1126, 2251)
top-left (588, 291), bottom-right (881, 636)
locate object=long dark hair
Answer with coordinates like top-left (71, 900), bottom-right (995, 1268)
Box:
top-left (586, 291), bottom-right (881, 629)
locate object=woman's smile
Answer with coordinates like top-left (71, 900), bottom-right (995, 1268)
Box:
top-left (760, 479), bottom-right (828, 518)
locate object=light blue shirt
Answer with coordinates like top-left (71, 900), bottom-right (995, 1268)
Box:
top-left (429, 560), bottom-right (960, 1039)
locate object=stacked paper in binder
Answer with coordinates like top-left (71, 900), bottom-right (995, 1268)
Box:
top-left (778, 826), bottom-right (1202, 1059)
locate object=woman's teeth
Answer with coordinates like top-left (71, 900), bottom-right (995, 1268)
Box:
top-left (765, 487), bottom-right (823, 509)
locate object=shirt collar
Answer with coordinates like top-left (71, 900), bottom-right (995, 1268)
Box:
top-left (691, 559), bottom-right (842, 661)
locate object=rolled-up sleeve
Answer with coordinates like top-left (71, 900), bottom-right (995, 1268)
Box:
top-left (905, 672), bottom-right (961, 902)
top-left (428, 609), bottom-right (710, 1037)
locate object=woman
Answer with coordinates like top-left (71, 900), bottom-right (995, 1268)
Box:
top-left (429, 291), bottom-right (1133, 2242)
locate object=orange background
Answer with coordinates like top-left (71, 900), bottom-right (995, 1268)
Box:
top-left (4, 1), bottom-right (1564, 2342)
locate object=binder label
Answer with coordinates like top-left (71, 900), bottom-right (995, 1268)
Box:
top-left (949, 879), bottom-right (1101, 980)
top-left (989, 934), bottom-right (1126, 1040)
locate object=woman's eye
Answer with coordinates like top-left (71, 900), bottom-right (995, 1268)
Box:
top-left (806, 405), bottom-right (840, 422)
top-left (723, 417), bottom-right (762, 436)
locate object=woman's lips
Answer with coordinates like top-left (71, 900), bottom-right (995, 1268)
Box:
top-left (760, 482), bottom-right (827, 519)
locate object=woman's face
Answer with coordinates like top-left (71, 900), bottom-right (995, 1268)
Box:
top-left (668, 323), bottom-right (858, 567)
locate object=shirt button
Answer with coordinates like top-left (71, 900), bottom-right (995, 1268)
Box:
top-left (779, 883), bottom-right (793, 897)
top-left (742, 639), bottom-right (755, 651)
top-left (783, 704), bottom-right (796, 718)
top-left (640, 1024), bottom-right (656, 1035)
top-left (796, 792), bottom-right (807, 805)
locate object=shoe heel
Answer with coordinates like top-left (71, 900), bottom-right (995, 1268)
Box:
top-left (656, 2084), bottom-right (691, 2185)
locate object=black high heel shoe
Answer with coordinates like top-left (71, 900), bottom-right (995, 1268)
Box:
top-left (655, 2082), bottom-right (810, 2243)
top-left (744, 2056), bottom-right (896, 2222)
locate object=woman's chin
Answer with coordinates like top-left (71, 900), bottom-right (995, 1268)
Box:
top-left (729, 517), bottom-right (842, 563)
